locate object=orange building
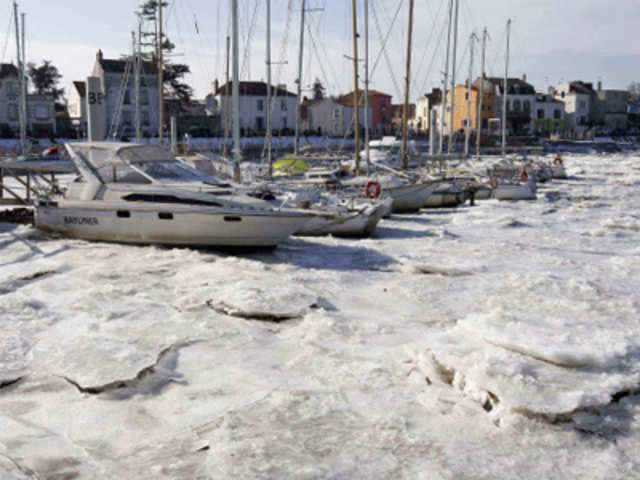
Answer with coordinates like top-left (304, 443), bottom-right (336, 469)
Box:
top-left (443, 84), bottom-right (495, 134)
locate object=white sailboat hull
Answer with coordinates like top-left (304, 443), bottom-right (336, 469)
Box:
top-left (296, 202), bottom-right (387, 237)
top-left (423, 190), bottom-right (466, 208)
top-left (35, 201), bottom-right (309, 248)
top-left (386, 182), bottom-right (438, 212)
top-left (492, 184), bottom-right (537, 201)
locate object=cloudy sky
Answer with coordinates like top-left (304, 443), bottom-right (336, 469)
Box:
top-left (3, 0), bottom-right (639, 103)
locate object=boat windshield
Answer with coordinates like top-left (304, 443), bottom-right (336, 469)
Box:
top-left (132, 160), bottom-right (221, 184)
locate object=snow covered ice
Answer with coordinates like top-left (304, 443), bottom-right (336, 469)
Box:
top-left (2, 153), bottom-right (640, 478)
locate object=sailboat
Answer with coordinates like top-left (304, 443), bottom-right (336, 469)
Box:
top-left (487, 19), bottom-right (536, 201)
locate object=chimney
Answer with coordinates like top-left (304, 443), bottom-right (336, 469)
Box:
top-left (522, 73), bottom-right (527, 83)
top-left (96, 49), bottom-right (103, 62)
top-left (597, 80), bottom-right (602, 91)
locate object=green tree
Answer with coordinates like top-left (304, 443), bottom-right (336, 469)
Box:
top-left (139, 0), bottom-right (193, 102)
top-left (28, 60), bottom-right (64, 102)
top-left (312, 78), bottom-right (325, 100)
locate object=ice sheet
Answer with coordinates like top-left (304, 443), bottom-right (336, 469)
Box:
top-left (1, 153), bottom-right (640, 478)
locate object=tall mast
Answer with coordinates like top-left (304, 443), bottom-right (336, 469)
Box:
top-left (12, 3), bottom-right (24, 154)
top-left (231, 0), bottom-right (242, 181)
top-left (223, 35), bottom-right (230, 158)
top-left (464, 33), bottom-right (476, 157)
top-left (157, 0), bottom-right (164, 145)
top-left (294, 0), bottom-right (306, 156)
top-left (447, 0), bottom-right (459, 154)
top-left (438, 0), bottom-right (453, 154)
top-left (401, 0), bottom-right (414, 170)
top-left (476, 27), bottom-right (487, 161)
top-left (21, 12), bottom-right (27, 151)
top-left (134, 18), bottom-right (142, 142)
top-left (351, 0), bottom-right (360, 175)
top-left (266, 0), bottom-right (273, 178)
top-left (363, 0), bottom-right (370, 175)
top-left (502, 19), bottom-right (511, 158)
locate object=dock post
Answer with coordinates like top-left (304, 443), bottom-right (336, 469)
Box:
top-left (26, 172), bottom-right (31, 203)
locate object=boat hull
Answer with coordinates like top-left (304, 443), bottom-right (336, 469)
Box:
top-left (34, 201), bottom-right (309, 248)
top-left (296, 203), bottom-right (386, 238)
top-left (423, 191), bottom-right (466, 208)
top-left (386, 182), bottom-right (438, 212)
top-left (492, 184), bottom-right (537, 201)
top-left (551, 165), bottom-right (568, 179)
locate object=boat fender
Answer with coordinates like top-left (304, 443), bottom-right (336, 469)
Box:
top-left (489, 178), bottom-right (498, 189)
top-left (553, 156), bottom-right (563, 166)
top-left (520, 170), bottom-right (529, 182)
top-left (364, 181), bottom-right (382, 199)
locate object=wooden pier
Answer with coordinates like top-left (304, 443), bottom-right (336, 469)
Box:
top-left (0, 158), bottom-right (73, 206)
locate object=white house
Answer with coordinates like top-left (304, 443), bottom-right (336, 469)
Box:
top-left (414, 97), bottom-right (431, 134)
top-left (532, 93), bottom-right (565, 135)
top-left (78, 49), bottom-right (160, 138)
top-left (0, 63), bottom-right (56, 138)
top-left (68, 81), bottom-right (87, 135)
top-left (302, 97), bottom-right (371, 137)
top-left (214, 81), bottom-right (297, 134)
top-left (554, 81), bottom-right (594, 135)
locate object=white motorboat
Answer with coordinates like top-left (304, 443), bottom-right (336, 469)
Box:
top-left (491, 178), bottom-right (537, 201)
top-left (34, 143), bottom-right (312, 248)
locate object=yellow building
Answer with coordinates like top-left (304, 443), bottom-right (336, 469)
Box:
top-left (443, 84), bottom-right (495, 134)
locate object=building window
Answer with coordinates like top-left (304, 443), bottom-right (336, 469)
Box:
top-left (281, 100), bottom-right (287, 111)
top-left (257, 99), bottom-right (264, 111)
top-left (524, 100), bottom-right (530, 112)
top-left (124, 90), bottom-right (131, 104)
top-left (142, 111), bottom-right (150, 126)
top-left (554, 109), bottom-right (561, 120)
top-left (35, 105), bottom-right (49, 120)
top-left (256, 117), bottom-right (264, 130)
top-left (7, 82), bottom-right (18, 96)
top-left (282, 117), bottom-right (287, 128)
top-left (513, 100), bottom-right (521, 112)
top-left (578, 100), bottom-right (586, 111)
top-left (122, 111), bottom-right (132, 126)
top-left (333, 108), bottom-right (340, 120)
top-left (537, 109), bottom-right (544, 119)
top-left (7, 103), bottom-right (18, 120)
top-left (140, 89), bottom-right (149, 105)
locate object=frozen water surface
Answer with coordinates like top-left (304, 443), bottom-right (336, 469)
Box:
top-left (1, 153), bottom-right (640, 478)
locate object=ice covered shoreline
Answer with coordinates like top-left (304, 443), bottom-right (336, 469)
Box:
top-left (1, 152), bottom-right (640, 479)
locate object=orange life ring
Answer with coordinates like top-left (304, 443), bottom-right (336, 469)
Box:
top-left (553, 156), bottom-right (563, 166)
top-left (364, 181), bottom-right (382, 199)
top-left (520, 170), bottom-right (529, 182)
